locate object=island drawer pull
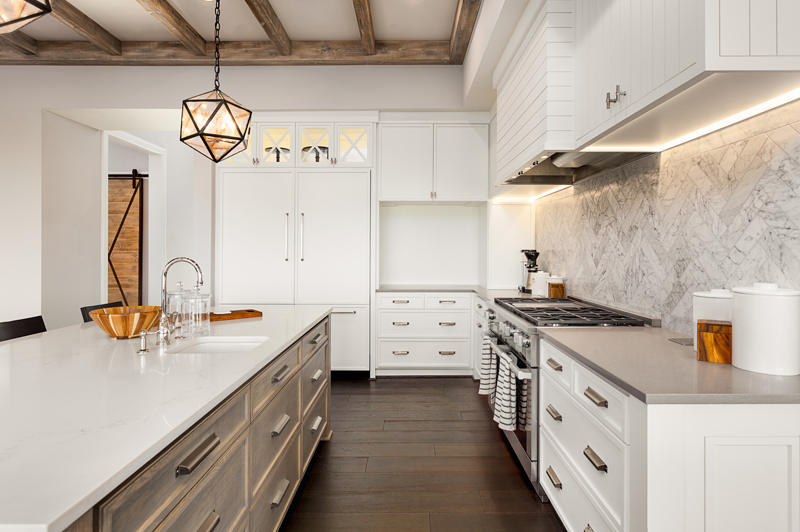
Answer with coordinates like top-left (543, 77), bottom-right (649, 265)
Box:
top-left (546, 358), bottom-right (562, 372)
top-left (439, 351), bottom-right (456, 355)
top-left (546, 466), bottom-right (562, 489)
top-left (311, 415), bottom-right (323, 433)
top-left (312, 369), bottom-right (323, 382)
top-left (393, 351), bottom-right (409, 355)
top-left (584, 387), bottom-right (608, 408)
top-left (546, 404), bottom-right (562, 422)
top-left (439, 322), bottom-right (456, 326)
top-left (271, 478), bottom-right (291, 508)
top-left (271, 414), bottom-right (291, 437)
top-left (196, 511), bottom-right (220, 532)
top-left (175, 433), bottom-right (220, 477)
top-left (393, 322), bottom-right (409, 326)
top-left (439, 300), bottom-right (456, 304)
top-left (584, 446), bottom-right (607, 472)
top-left (271, 364), bottom-right (290, 383)
top-left (310, 333), bottom-right (323, 345)
top-left (393, 300), bottom-right (409, 304)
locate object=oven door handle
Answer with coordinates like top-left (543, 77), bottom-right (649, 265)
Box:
top-left (508, 360), bottom-right (532, 381)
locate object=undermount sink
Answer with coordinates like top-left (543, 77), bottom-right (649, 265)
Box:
top-left (167, 336), bottom-right (269, 355)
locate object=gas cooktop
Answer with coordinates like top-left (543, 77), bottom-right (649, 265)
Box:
top-left (494, 297), bottom-right (648, 327)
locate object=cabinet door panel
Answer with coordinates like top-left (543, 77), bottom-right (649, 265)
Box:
top-left (379, 125), bottom-right (433, 200)
top-left (434, 125), bottom-right (488, 201)
top-left (220, 171), bottom-right (294, 304)
top-left (296, 171), bottom-right (370, 304)
top-left (336, 124), bottom-right (372, 167)
top-left (330, 306), bottom-right (369, 370)
top-left (297, 124), bottom-right (333, 166)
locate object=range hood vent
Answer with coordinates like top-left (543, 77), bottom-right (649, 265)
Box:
top-left (503, 151), bottom-right (654, 186)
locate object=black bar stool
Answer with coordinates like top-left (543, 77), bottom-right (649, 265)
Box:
top-left (80, 302), bottom-right (124, 323)
top-left (0, 316), bottom-right (47, 342)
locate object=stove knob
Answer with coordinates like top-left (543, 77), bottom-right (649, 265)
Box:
top-left (521, 335), bottom-right (531, 348)
top-left (487, 310), bottom-right (496, 321)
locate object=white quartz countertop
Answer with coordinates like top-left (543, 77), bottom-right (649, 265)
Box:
top-left (0, 305), bottom-right (331, 532)
top-left (377, 284), bottom-right (534, 301)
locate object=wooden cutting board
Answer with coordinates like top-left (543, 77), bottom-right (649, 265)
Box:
top-left (210, 309), bottom-right (263, 322)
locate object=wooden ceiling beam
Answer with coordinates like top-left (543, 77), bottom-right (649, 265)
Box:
top-left (0, 40), bottom-right (450, 65)
top-left (352, 0), bottom-right (375, 55)
top-left (0, 32), bottom-right (38, 55)
top-left (242, 0), bottom-right (291, 55)
top-left (50, 0), bottom-right (122, 55)
top-left (449, 0), bottom-right (481, 64)
top-left (134, 0), bottom-right (206, 56)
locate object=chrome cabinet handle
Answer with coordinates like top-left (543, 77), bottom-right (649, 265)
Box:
top-left (439, 322), bottom-right (456, 326)
top-left (271, 364), bottom-right (290, 383)
top-left (477, 303), bottom-right (483, 309)
top-left (331, 311), bottom-right (357, 314)
top-left (392, 351), bottom-right (409, 355)
top-left (175, 433), bottom-right (220, 477)
top-left (546, 358), bottom-right (562, 372)
top-left (300, 212), bottom-right (304, 261)
top-left (393, 300), bottom-right (409, 304)
top-left (393, 321), bottom-right (409, 326)
top-left (197, 511), bottom-right (220, 532)
top-left (546, 404), bottom-right (562, 422)
top-left (271, 478), bottom-right (291, 508)
top-left (439, 351), bottom-right (456, 355)
top-left (439, 300), bottom-right (456, 304)
top-left (477, 323), bottom-right (483, 328)
top-left (584, 387), bottom-right (608, 408)
top-left (606, 84), bottom-right (627, 109)
top-left (546, 466), bottom-right (562, 489)
top-left (584, 446), bottom-right (607, 472)
top-left (271, 414), bottom-right (291, 437)
top-left (310, 333), bottom-right (322, 345)
top-left (312, 369), bottom-right (323, 382)
top-left (311, 415), bottom-right (323, 433)
top-left (284, 213), bottom-right (289, 261)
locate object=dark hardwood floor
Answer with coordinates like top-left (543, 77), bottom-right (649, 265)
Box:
top-left (280, 376), bottom-right (567, 532)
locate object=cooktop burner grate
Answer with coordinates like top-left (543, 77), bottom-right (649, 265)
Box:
top-left (495, 298), bottom-right (647, 327)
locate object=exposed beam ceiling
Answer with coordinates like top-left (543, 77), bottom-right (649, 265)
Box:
top-left (133, 0), bottom-right (206, 56)
top-left (242, 0), bottom-right (292, 55)
top-left (352, 0), bottom-right (375, 55)
top-left (50, 0), bottom-right (121, 55)
top-left (0, 40), bottom-right (450, 65)
top-left (0, 32), bottom-right (38, 55)
top-left (449, 0), bottom-right (481, 64)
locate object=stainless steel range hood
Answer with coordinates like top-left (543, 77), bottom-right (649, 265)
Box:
top-left (502, 151), bottom-right (654, 186)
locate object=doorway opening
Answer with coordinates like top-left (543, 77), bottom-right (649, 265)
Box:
top-left (108, 169), bottom-right (147, 305)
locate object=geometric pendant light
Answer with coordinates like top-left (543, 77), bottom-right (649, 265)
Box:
top-left (0, 0), bottom-right (51, 34)
top-left (180, 0), bottom-right (251, 163)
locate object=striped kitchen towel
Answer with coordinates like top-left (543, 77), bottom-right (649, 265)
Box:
top-left (478, 334), bottom-right (496, 396)
top-left (517, 379), bottom-right (532, 431)
top-left (493, 350), bottom-right (517, 431)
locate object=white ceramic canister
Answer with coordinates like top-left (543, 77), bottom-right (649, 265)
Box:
top-left (531, 272), bottom-right (550, 297)
top-left (692, 289), bottom-right (733, 351)
top-left (732, 283), bottom-right (800, 376)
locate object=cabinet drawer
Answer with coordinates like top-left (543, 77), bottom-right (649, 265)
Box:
top-left (302, 387), bottom-right (329, 473)
top-left (541, 340), bottom-right (573, 393)
top-left (251, 342), bottom-right (300, 418)
top-left (425, 294), bottom-right (471, 309)
top-left (250, 373), bottom-right (301, 501)
top-left (302, 341), bottom-right (328, 415)
top-left (302, 318), bottom-right (329, 362)
top-left (540, 429), bottom-right (615, 532)
top-left (542, 374), bottom-right (626, 530)
top-left (99, 386), bottom-right (250, 532)
top-left (250, 432), bottom-right (301, 532)
top-left (378, 295), bottom-right (424, 309)
top-left (155, 430), bottom-right (249, 532)
top-left (573, 363), bottom-right (629, 443)
top-left (378, 341), bottom-right (471, 368)
top-left (378, 311), bottom-right (470, 338)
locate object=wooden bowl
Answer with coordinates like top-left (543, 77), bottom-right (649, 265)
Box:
top-left (90, 306), bottom-right (162, 339)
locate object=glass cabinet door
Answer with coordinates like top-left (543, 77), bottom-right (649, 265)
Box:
top-left (259, 124), bottom-right (293, 165)
top-left (298, 124), bottom-right (333, 165)
top-left (337, 124), bottom-right (371, 166)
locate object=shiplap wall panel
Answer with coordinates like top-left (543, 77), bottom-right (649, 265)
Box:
top-left (777, 0), bottom-right (800, 56)
top-left (720, 0), bottom-right (750, 56)
top-left (750, 0), bottom-right (778, 56)
top-left (679, 0), bottom-right (696, 70)
top-left (665, 0), bottom-right (681, 79)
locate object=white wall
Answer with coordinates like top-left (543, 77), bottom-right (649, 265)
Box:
top-left (488, 202), bottom-right (535, 288)
top-left (379, 204), bottom-right (482, 286)
top-left (108, 141), bottom-right (149, 174)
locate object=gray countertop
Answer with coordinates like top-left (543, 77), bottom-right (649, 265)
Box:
top-left (377, 284), bottom-right (534, 301)
top-left (540, 327), bottom-right (800, 405)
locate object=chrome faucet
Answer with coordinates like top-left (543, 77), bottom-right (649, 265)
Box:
top-left (157, 257), bottom-right (204, 345)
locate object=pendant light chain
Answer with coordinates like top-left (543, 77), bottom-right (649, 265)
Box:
top-left (214, 0), bottom-right (221, 91)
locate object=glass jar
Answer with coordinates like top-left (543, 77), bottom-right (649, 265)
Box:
top-left (182, 292), bottom-right (212, 337)
top-left (167, 282), bottom-right (197, 338)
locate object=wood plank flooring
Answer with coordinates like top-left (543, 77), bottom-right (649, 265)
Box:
top-left (280, 376), bottom-right (566, 532)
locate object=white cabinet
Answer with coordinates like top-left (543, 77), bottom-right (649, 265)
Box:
top-left (434, 125), bottom-right (489, 201)
top-left (329, 307), bottom-right (369, 370)
top-left (378, 124), bottom-right (433, 200)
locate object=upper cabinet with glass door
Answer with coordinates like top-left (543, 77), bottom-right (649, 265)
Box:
top-left (336, 124), bottom-right (372, 167)
top-left (259, 124), bottom-right (293, 166)
top-left (298, 124), bottom-right (333, 166)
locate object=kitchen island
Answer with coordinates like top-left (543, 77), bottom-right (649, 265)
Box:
top-left (0, 305), bottom-right (331, 532)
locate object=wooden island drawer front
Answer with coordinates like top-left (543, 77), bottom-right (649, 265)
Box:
top-left (302, 342), bottom-right (328, 415)
top-left (250, 373), bottom-right (301, 500)
top-left (302, 318), bottom-right (329, 362)
top-left (379, 311), bottom-right (470, 338)
top-left (424, 295), bottom-right (470, 309)
top-left (302, 388), bottom-right (329, 473)
top-left (541, 340), bottom-right (573, 393)
top-left (572, 363), bottom-right (629, 443)
top-left (251, 432), bottom-right (301, 532)
top-left (155, 430), bottom-right (249, 532)
top-left (378, 295), bottom-right (424, 309)
top-left (251, 342), bottom-right (300, 418)
top-left (99, 386), bottom-right (250, 532)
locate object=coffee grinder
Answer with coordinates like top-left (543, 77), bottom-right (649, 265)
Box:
top-left (520, 249), bottom-right (540, 293)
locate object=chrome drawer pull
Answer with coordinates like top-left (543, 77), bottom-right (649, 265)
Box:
top-left (271, 414), bottom-right (291, 437)
top-left (584, 446), bottom-right (607, 472)
top-left (312, 369), bottom-right (323, 382)
top-left (546, 466), bottom-right (562, 489)
top-left (546, 358), bottom-right (563, 372)
top-left (439, 322), bottom-right (456, 326)
top-left (477, 303), bottom-right (483, 309)
top-left (393, 300), bottom-right (409, 304)
top-left (310, 333), bottom-right (322, 345)
top-left (175, 433), bottom-right (220, 477)
top-left (546, 404), bottom-right (562, 422)
top-left (439, 300), bottom-right (456, 304)
top-left (584, 387), bottom-right (608, 408)
top-left (584, 526), bottom-right (594, 532)
top-left (311, 415), bottom-right (323, 433)
top-left (393, 322), bottom-right (409, 326)
top-left (271, 478), bottom-right (291, 508)
top-left (392, 351), bottom-right (409, 355)
top-left (477, 323), bottom-right (483, 328)
top-left (271, 364), bottom-right (290, 383)
top-left (197, 511), bottom-right (220, 532)
top-left (331, 311), bottom-right (357, 314)
top-left (439, 351), bottom-right (456, 355)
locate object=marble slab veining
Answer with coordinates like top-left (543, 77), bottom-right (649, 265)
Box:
top-left (0, 305), bottom-right (331, 532)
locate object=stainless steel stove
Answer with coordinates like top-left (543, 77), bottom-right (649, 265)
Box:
top-left (484, 295), bottom-right (657, 502)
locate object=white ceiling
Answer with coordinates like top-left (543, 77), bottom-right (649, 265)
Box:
top-left (21, 0), bottom-right (458, 43)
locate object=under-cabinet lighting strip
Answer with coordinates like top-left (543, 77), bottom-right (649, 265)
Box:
top-left (492, 185), bottom-right (571, 204)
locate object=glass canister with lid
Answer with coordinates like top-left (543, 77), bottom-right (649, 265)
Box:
top-left (182, 290), bottom-right (212, 337)
top-left (166, 281), bottom-right (197, 338)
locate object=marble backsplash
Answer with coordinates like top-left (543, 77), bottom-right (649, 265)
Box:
top-left (535, 99), bottom-right (800, 334)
